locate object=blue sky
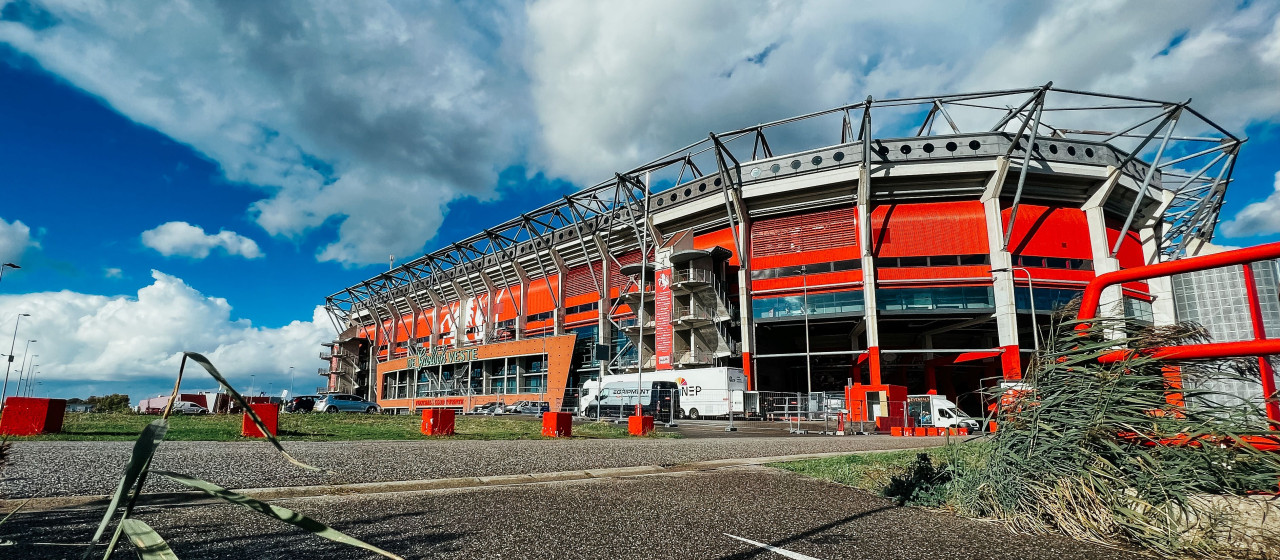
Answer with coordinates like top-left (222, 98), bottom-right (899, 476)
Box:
top-left (0, 0), bottom-right (1278, 402)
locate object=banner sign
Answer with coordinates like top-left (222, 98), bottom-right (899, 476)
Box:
top-left (407, 346), bottom-right (479, 369)
top-left (655, 268), bottom-right (673, 370)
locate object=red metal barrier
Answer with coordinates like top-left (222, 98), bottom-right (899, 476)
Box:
top-left (0, 397), bottom-right (67, 436)
top-left (541, 412), bottom-right (572, 437)
top-left (628, 415), bottom-right (654, 436)
top-left (421, 408), bottom-right (456, 436)
top-left (1076, 241), bottom-right (1280, 429)
top-left (241, 403), bottom-right (279, 438)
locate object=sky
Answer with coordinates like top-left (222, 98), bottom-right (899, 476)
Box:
top-left (1, 0), bottom-right (1279, 403)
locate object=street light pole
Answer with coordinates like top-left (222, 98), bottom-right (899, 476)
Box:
top-left (0, 262), bottom-right (19, 285)
top-left (992, 267), bottom-right (1039, 352)
top-left (15, 340), bottom-right (35, 398)
top-left (289, 366), bottom-right (295, 396)
top-left (1, 313), bottom-right (32, 412)
top-left (24, 365), bottom-right (37, 397)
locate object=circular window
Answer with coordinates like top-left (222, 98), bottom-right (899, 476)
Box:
top-left (1048, 144), bottom-right (1059, 154)
top-left (946, 141), bottom-right (958, 152)
top-left (698, 183), bottom-right (707, 192)
top-left (683, 188), bottom-right (691, 197)
top-left (790, 159), bottom-right (802, 170)
top-left (669, 193), bottom-right (678, 202)
top-left (899, 145), bottom-right (912, 155)
top-left (1084, 147), bottom-right (1094, 158)
top-left (770, 164), bottom-right (781, 173)
top-left (1067, 146), bottom-right (1077, 156)
top-left (877, 145), bottom-right (889, 157)
top-left (750, 167), bottom-right (761, 178)
top-left (714, 177), bottom-right (722, 186)
top-left (1014, 140), bottom-right (1025, 151)
top-left (922, 143), bottom-right (934, 153)
top-left (811, 155), bottom-right (823, 166)
top-left (656, 199), bottom-right (663, 207)
top-left (969, 140), bottom-right (981, 150)
top-left (1032, 142), bottom-right (1040, 153)
top-left (833, 151), bottom-right (845, 162)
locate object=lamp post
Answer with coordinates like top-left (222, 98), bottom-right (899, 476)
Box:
top-left (22, 360), bottom-right (37, 396)
top-left (250, 374), bottom-right (256, 396)
top-left (289, 366), bottom-right (295, 396)
top-left (16, 344), bottom-right (36, 396)
top-left (1, 313), bottom-right (32, 412)
top-left (0, 262), bottom-right (19, 285)
top-left (991, 267), bottom-right (1039, 352)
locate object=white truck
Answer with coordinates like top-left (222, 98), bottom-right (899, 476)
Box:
top-left (906, 394), bottom-right (981, 430)
top-left (577, 367), bottom-right (755, 420)
top-left (581, 380), bottom-right (680, 419)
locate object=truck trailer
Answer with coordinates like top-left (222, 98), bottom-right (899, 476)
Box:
top-left (577, 367), bottom-right (755, 419)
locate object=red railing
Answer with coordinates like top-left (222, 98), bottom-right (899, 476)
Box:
top-left (1076, 241), bottom-right (1280, 429)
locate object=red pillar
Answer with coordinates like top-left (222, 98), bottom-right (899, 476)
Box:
top-left (1000, 345), bottom-right (1022, 381)
top-left (867, 347), bottom-right (882, 385)
top-left (924, 363), bottom-right (937, 395)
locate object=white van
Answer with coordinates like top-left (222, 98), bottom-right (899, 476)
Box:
top-left (581, 381), bottom-right (679, 418)
top-left (906, 394), bottom-right (980, 430)
top-left (578, 367), bottom-right (754, 419)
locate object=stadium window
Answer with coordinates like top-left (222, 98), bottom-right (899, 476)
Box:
top-left (958, 254), bottom-right (990, 266)
top-left (899, 257), bottom-right (929, 267)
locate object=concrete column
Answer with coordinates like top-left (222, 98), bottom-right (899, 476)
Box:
top-left (980, 158), bottom-right (1020, 380)
top-left (450, 280), bottom-right (468, 348)
top-left (857, 161), bottom-right (882, 385)
top-left (732, 189), bottom-right (757, 390)
top-left (1139, 190), bottom-right (1176, 326)
top-left (594, 235), bottom-right (612, 378)
top-left (1084, 169), bottom-right (1124, 322)
top-left (426, 288), bottom-right (442, 350)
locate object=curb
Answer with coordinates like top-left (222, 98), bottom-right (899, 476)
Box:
top-left (1, 445), bottom-right (940, 513)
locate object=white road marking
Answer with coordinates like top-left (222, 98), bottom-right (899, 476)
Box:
top-left (723, 533), bottom-right (825, 560)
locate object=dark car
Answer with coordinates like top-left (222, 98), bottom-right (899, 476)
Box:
top-left (286, 395), bottom-right (320, 413)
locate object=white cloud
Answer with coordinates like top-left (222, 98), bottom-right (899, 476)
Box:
top-left (103, 267), bottom-right (123, 279)
top-left (526, 0), bottom-right (1280, 184)
top-left (3, 0), bottom-right (1280, 264)
top-left (141, 221), bottom-right (263, 259)
top-left (0, 216), bottom-right (39, 265)
top-left (0, 1), bottom-right (527, 266)
top-left (1221, 171), bottom-right (1280, 238)
top-left (0, 270), bottom-right (334, 385)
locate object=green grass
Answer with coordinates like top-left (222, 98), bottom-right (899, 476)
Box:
top-left (775, 443), bottom-right (982, 494)
top-left (17, 412), bottom-right (678, 441)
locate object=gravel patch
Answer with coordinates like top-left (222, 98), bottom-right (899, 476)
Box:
top-left (1, 435), bottom-right (944, 499)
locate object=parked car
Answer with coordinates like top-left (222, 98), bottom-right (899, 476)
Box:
top-left (285, 395), bottom-right (320, 413)
top-left (314, 394), bottom-right (380, 414)
top-left (503, 400), bottom-right (532, 413)
top-left (470, 402), bottom-right (501, 414)
top-left (171, 401), bottom-right (208, 415)
top-left (509, 401), bottom-right (550, 415)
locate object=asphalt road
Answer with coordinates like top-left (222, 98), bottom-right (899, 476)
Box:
top-left (5, 466), bottom-right (1143, 560)
top-left (0, 434), bottom-right (950, 498)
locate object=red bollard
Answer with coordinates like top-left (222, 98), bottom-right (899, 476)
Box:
top-left (241, 403), bottom-right (279, 438)
top-left (421, 408), bottom-right (456, 436)
top-left (628, 415), bottom-right (654, 436)
top-left (0, 397), bottom-right (67, 436)
top-left (541, 412), bottom-right (572, 437)
top-left (890, 426), bottom-right (904, 437)
top-left (836, 412), bottom-right (846, 433)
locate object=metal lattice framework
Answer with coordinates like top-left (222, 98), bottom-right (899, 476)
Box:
top-left (326, 84), bottom-right (1243, 342)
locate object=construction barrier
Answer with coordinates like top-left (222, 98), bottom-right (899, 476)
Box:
top-left (541, 412), bottom-right (572, 437)
top-left (0, 397), bottom-right (66, 436)
top-left (628, 415), bottom-right (654, 436)
top-left (241, 403), bottom-right (279, 438)
top-left (421, 408), bottom-right (456, 436)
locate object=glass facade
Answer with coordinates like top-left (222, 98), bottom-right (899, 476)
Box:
top-left (1172, 259), bottom-right (1280, 414)
top-left (753, 290), bottom-right (864, 319)
top-left (876, 287), bottom-right (993, 311)
top-left (1013, 287), bottom-right (1083, 314)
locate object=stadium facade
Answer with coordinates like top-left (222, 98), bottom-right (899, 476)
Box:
top-left (320, 85), bottom-right (1243, 417)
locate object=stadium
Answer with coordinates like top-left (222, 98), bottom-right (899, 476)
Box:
top-left (319, 84), bottom-right (1242, 418)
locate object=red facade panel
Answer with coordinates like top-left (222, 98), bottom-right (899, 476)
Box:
top-left (494, 288), bottom-right (519, 322)
top-left (1003, 205), bottom-right (1092, 260)
top-left (526, 275), bottom-right (559, 315)
top-left (751, 207), bottom-right (858, 269)
top-left (693, 227), bottom-right (739, 266)
top-left (870, 201), bottom-right (987, 257)
top-left (564, 263), bottom-right (601, 299)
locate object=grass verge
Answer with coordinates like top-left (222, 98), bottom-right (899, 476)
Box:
top-left (15, 412), bottom-right (679, 441)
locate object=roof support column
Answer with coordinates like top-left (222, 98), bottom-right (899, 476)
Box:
top-left (1084, 169), bottom-right (1124, 328)
top-left (549, 248), bottom-right (569, 336)
top-left (450, 279), bottom-right (469, 348)
top-left (594, 234), bottom-right (612, 378)
top-left (855, 97), bottom-right (882, 385)
top-left (479, 271), bottom-right (498, 344)
top-left (513, 260), bottom-right (530, 341)
top-left (730, 188), bottom-right (756, 391)
top-left (424, 288), bottom-right (443, 350)
top-left (981, 157), bottom-right (1021, 380)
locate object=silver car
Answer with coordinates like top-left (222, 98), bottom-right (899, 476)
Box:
top-left (315, 393), bottom-right (380, 414)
